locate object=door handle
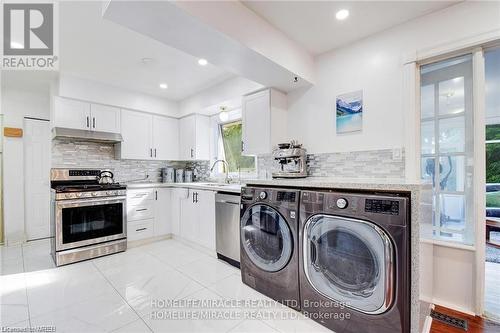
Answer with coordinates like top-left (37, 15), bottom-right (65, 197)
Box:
top-left (154, 148), bottom-right (157, 158)
top-left (136, 227), bottom-right (147, 232)
top-left (93, 117), bottom-right (96, 129)
top-left (190, 148), bottom-right (194, 158)
top-left (155, 190), bottom-right (158, 200)
top-left (150, 148), bottom-right (153, 158)
top-left (192, 192), bottom-right (195, 203)
top-left (241, 141), bottom-right (244, 152)
top-left (310, 238), bottom-right (321, 272)
top-left (86, 116), bottom-right (90, 128)
top-left (136, 208), bottom-right (147, 212)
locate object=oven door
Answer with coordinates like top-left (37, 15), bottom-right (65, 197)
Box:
top-left (55, 196), bottom-right (127, 251)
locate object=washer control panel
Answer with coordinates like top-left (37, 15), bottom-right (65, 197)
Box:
top-left (365, 199), bottom-right (400, 215)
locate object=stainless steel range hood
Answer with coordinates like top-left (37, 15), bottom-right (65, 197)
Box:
top-left (52, 127), bottom-right (123, 142)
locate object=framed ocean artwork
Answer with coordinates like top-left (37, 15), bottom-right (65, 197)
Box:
top-left (336, 90), bottom-right (363, 134)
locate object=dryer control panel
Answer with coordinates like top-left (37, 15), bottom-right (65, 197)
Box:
top-left (365, 199), bottom-right (400, 215)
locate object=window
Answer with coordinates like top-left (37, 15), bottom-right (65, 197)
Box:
top-left (420, 54), bottom-right (474, 245)
top-left (485, 48), bottom-right (500, 221)
top-left (216, 120), bottom-right (256, 176)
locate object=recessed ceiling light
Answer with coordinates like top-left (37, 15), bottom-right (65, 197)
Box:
top-left (335, 9), bottom-right (349, 20)
top-left (159, 83), bottom-right (168, 89)
top-left (141, 57), bottom-right (154, 65)
top-left (198, 58), bottom-right (208, 66)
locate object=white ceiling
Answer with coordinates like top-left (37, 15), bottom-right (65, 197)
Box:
top-left (242, 1), bottom-right (461, 55)
top-left (59, 1), bottom-right (235, 100)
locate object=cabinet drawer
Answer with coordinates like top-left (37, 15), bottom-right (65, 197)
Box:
top-left (127, 219), bottom-right (154, 241)
top-left (127, 202), bottom-right (155, 221)
top-left (127, 189), bottom-right (155, 205)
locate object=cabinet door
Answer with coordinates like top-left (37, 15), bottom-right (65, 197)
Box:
top-left (120, 109), bottom-right (152, 160)
top-left (171, 188), bottom-right (189, 236)
top-left (53, 97), bottom-right (91, 130)
top-left (242, 90), bottom-right (271, 155)
top-left (153, 115), bottom-right (179, 160)
top-left (194, 115), bottom-right (210, 160)
top-left (90, 104), bottom-right (121, 133)
top-left (196, 190), bottom-right (216, 251)
top-left (180, 189), bottom-right (198, 242)
top-left (154, 188), bottom-right (171, 236)
top-left (179, 116), bottom-right (196, 160)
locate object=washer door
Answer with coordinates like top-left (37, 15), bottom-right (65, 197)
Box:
top-left (241, 204), bottom-right (293, 272)
top-left (303, 215), bottom-right (394, 314)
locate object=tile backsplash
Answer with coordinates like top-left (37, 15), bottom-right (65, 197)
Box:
top-left (52, 139), bottom-right (210, 182)
top-left (257, 149), bottom-right (405, 179)
top-left (52, 139), bottom-right (404, 182)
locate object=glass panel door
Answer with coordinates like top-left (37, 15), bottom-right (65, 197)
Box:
top-left (420, 54), bottom-right (474, 244)
top-left (303, 215), bottom-right (394, 314)
top-left (240, 204), bottom-right (293, 272)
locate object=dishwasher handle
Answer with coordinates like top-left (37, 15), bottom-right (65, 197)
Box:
top-left (217, 200), bottom-right (240, 205)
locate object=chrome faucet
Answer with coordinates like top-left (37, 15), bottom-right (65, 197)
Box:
top-left (210, 159), bottom-right (230, 184)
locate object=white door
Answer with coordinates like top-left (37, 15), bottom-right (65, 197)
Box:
top-left (242, 89), bottom-right (271, 155)
top-left (90, 104), bottom-right (121, 134)
top-left (179, 116), bottom-right (196, 160)
top-left (120, 109), bottom-right (152, 160)
top-left (154, 188), bottom-right (172, 236)
top-left (196, 190), bottom-right (216, 250)
top-left (24, 118), bottom-right (51, 240)
top-left (53, 97), bottom-right (91, 130)
top-left (153, 115), bottom-right (179, 160)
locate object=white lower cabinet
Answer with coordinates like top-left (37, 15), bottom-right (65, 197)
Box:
top-left (179, 189), bottom-right (216, 251)
top-left (126, 188), bottom-right (172, 242)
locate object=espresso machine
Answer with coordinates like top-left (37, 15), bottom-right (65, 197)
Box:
top-left (272, 140), bottom-right (308, 178)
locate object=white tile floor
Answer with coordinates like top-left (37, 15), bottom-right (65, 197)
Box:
top-left (1, 238), bottom-right (331, 333)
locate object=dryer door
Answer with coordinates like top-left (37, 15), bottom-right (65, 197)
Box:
top-left (241, 204), bottom-right (293, 272)
top-left (303, 215), bottom-right (394, 314)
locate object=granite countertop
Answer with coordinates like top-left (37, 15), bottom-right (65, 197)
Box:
top-left (244, 177), bottom-right (425, 192)
top-left (125, 181), bottom-right (242, 194)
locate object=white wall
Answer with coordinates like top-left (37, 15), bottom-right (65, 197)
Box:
top-left (1, 88), bottom-right (50, 244)
top-left (57, 74), bottom-right (180, 117)
top-left (179, 76), bottom-right (263, 117)
top-left (287, 1), bottom-right (500, 154)
top-left (286, 1), bottom-right (500, 314)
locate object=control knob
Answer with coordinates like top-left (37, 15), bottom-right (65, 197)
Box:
top-left (259, 191), bottom-right (267, 200)
top-left (336, 198), bottom-right (348, 209)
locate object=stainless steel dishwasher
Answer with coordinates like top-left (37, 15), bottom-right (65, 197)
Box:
top-left (215, 192), bottom-right (241, 268)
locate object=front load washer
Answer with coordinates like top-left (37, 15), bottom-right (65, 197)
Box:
top-left (299, 190), bottom-right (410, 333)
top-left (240, 186), bottom-right (301, 311)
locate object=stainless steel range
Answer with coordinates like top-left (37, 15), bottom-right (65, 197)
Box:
top-left (50, 168), bottom-right (127, 266)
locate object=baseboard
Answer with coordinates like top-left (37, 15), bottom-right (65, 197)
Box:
top-left (431, 299), bottom-right (476, 316)
top-left (127, 234), bottom-right (172, 248)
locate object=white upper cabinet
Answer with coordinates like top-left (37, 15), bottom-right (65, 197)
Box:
top-left (53, 96), bottom-right (120, 134)
top-left (53, 97), bottom-right (91, 131)
top-left (179, 114), bottom-right (210, 160)
top-left (90, 104), bottom-right (121, 134)
top-left (119, 109), bottom-right (179, 161)
top-left (119, 109), bottom-right (153, 160)
top-left (153, 115), bottom-right (179, 160)
top-left (242, 88), bottom-right (287, 155)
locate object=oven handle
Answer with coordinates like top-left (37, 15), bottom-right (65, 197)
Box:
top-left (56, 196), bottom-right (126, 206)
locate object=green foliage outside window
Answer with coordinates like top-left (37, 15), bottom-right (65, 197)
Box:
top-left (221, 122), bottom-right (255, 173)
top-left (486, 124), bottom-right (500, 208)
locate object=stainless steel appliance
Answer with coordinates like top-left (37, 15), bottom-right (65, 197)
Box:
top-left (299, 190), bottom-right (410, 333)
top-left (240, 186), bottom-right (301, 310)
top-left (272, 141), bottom-right (307, 178)
top-left (50, 168), bottom-right (127, 266)
top-left (162, 167), bottom-right (175, 183)
top-left (175, 169), bottom-right (184, 183)
top-left (215, 193), bottom-right (241, 268)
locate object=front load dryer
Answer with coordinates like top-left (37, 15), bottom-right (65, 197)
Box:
top-left (299, 190), bottom-right (410, 333)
